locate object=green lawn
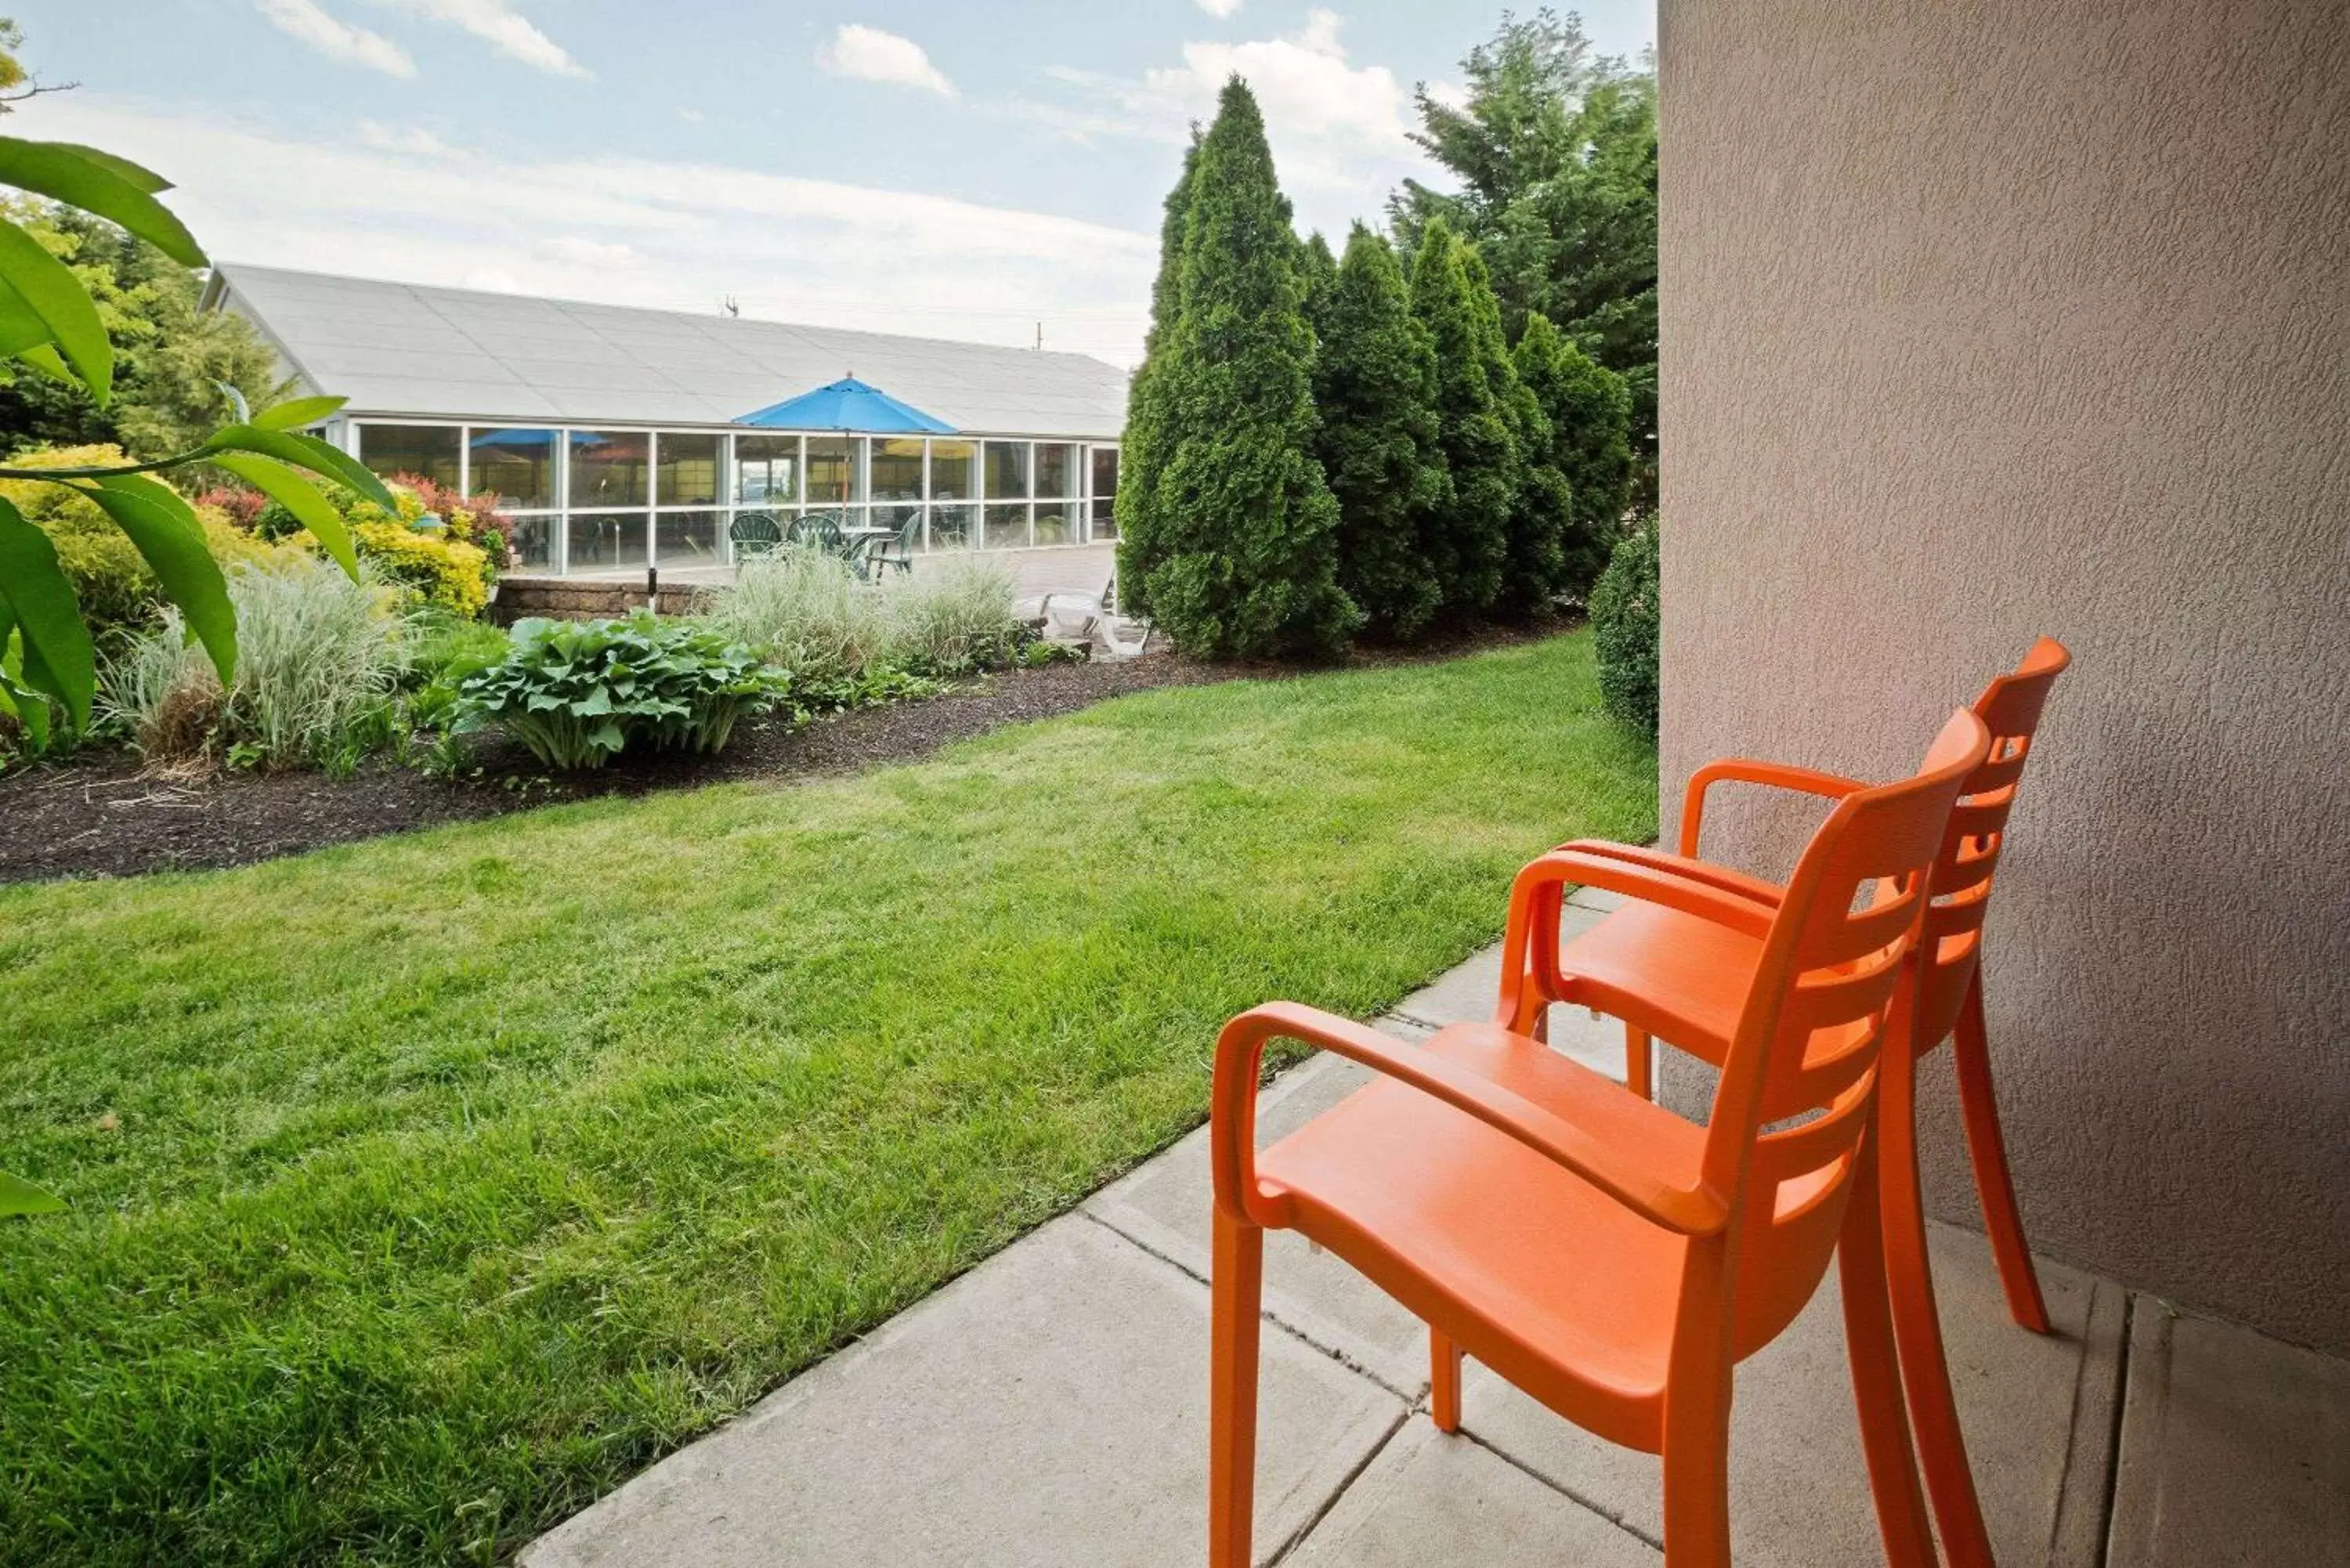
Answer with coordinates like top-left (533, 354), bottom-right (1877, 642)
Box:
top-left (0, 632), bottom-right (1654, 1567)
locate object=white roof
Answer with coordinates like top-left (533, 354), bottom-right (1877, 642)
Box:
top-left (208, 265), bottom-right (1130, 439)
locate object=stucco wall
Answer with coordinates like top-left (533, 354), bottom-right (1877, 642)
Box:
top-left (1657, 0), bottom-right (2349, 1351)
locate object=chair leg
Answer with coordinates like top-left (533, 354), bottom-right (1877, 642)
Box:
top-left (1658, 1371), bottom-right (1734, 1568)
top-left (1880, 1042), bottom-right (1998, 1568)
top-left (1430, 1327), bottom-right (1463, 1433)
top-left (1841, 1120), bottom-right (1941, 1568)
top-left (1625, 1024), bottom-right (1653, 1100)
top-left (1949, 973), bottom-right (2052, 1333)
top-left (1209, 1209), bottom-right (1264, 1568)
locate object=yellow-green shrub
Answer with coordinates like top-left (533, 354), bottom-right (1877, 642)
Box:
top-left (0, 445), bottom-right (284, 647)
top-left (258, 481), bottom-right (494, 619)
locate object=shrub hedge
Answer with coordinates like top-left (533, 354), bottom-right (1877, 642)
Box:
top-left (1589, 521), bottom-right (1661, 735)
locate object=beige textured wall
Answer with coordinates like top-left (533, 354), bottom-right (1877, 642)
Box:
top-left (1657, 0), bottom-right (2350, 1351)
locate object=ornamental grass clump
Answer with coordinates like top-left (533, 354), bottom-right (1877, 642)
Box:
top-left (881, 556), bottom-right (1025, 675)
top-left (102, 555), bottom-right (410, 770)
top-left (457, 612), bottom-right (790, 769)
top-left (697, 544), bottom-right (888, 689)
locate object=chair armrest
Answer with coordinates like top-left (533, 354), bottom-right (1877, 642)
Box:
top-left (1212, 1001), bottom-right (1728, 1237)
top-left (1494, 843), bottom-right (1781, 1034)
top-left (1679, 758), bottom-right (1865, 858)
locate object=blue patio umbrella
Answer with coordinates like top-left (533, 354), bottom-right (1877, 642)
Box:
top-left (470, 428), bottom-right (598, 447)
top-left (736, 377), bottom-right (956, 435)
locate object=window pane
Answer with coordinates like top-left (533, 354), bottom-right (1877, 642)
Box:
top-left (656, 432), bottom-right (721, 506)
top-left (984, 503), bottom-right (1030, 550)
top-left (571, 431), bottom-right (649, 508)
top-left (929, 439), bottom-right (976, 501)
top-left (656, 509), bottom-right (723, 568)
top-left (1033, 507), bottom-right (1076, 547)
top-left (510, 514), bottom-right (555, 570)
top-left (566, 511), bottom-right (644, 572)
top-left (736, 435), bottom-right (800, 504)
top-left (1090, 497), bottom-right (1118, 541)
top-left (468, 428), bottom-right (557, 509)
top-left (805, 436), bottom-right (863, 504)
top-left (870, 438), bottom-right (924, 501)
top-left (1035, 443), bottom-right (1074, 499)
top-left (358, 424), bottom-right (461, 490)
top-left (930, 504), bottom-right (976, 550)
top-left (1090, 446), bottom-right (1119, 497)
top-left (984, 442), bottom-right (1030, 500)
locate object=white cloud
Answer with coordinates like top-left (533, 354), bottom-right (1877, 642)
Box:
top-left (1020, 10), bottom-right (1425, 237)
top-left (1196, 0), bottom-right (1245, 16)
top-left (678, 108), bottom-right (707, 124)
top-left (375, 0), bottom-right (591, 78)
top-left (252, 0), bottom-right (414, 78)
top-left (20, 92), bottom-right (1156, 363)
top-left (1151, 9), bottom-right (1404, 145)
top-left (816, 24), bottom-right (956, 98)
top-left (355, 120), bottom-right (460, 157)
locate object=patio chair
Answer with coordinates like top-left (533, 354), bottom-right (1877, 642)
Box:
top-left (866, 512), bottom-right (919, 578)
top-left (790, 511), bottom-right (848, 555)
top-left (1037, 573), bottom-right (1153, 657)
top-left (1502, 636), bottom-right (2070, 1568)
top-left (728, 511), bottom-right (784, 560)
top-left (1210, 708), bottom-right (1990, 1568)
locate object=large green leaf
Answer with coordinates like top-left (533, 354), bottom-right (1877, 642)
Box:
top-left (0, 494), bottom-right (93, 729)
top-left (203, 425), bottom-right (396, 511)
top-left (0, 611), bottom-right (52, 751)
top-left (0, 136), bottom-right (205, 267)
top-left (0, 1170), bottom-right (66, 1218)
top-left (252, 394), bottom-right (347, 432)
top-left (75, 476), bottom-right (237, 683)
top-left (45, 142), bottom-right (171, 193)
top-left (13, 341), bottom-right (76, 387)
top-left (0, 218), bottom-right (111, 404)
top-left (0, 274), bottom-right (50, 357)
top-left (208, 451), bottom-right (360, 580)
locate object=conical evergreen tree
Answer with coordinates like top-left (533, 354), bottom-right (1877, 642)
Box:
top-left (1513, 310), bottom-right (1634, 598)
top-left (1301, 230), bottom-right (1340, 329)
top-left (1408, 219), bottom-right (1513, 615)
top-left (1126, 78), bottom-right (1354, 657)
top-left (1462, 244), bottom-right (1571, 612)
top-left (1309, 223), bottom-right (1448, 639)
top-left (1113, 128), bottom-right (1202, 614)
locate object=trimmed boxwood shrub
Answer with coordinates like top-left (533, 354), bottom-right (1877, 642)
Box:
top-left (1589, 521), bottom-right (1659, 735)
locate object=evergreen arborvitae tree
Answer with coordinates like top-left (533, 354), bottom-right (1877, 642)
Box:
top-left (1408, 219), bottom-right (1513, 615)
top-left (1300, 230), bottom-right (1340, 330)
top-left (1123, 78), bottom-right (1354, 658)
top-left (1513, 311), bottom-right (1635, 598)
top-left (1462, 244), bottom-right (1571, 613)
top-left (1113, 128), bottom-right (1202, 616)
top-left (1309, 223), bottom-right (1448, 639)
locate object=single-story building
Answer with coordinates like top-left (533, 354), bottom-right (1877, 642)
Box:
top-left (201, 266), bottom-right (1130, 578)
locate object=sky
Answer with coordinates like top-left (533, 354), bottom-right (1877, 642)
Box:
top-left (9, 1), bottom-right (1654, 366)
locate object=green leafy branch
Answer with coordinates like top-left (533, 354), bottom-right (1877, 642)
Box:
top-left (0, 132), bottom-right (392, 1216)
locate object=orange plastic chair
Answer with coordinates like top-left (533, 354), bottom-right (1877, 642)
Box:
top-left (1209, 708), bottom-right (1990, 1568)
top-left (1510, 638), bottom-right (2070, 1568)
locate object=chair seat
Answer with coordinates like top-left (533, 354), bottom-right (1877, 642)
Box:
top-left (1557, 901), bottom-right (1761, 1065)
top-left (1258, 1023), bottom-right (1708, 1451)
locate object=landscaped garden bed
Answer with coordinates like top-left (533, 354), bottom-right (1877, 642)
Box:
top-left (0, 630), bottom-right (1653, 1568)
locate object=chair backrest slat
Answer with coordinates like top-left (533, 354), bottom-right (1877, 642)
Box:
top-left (1689, 707), bottom-right (1989, 1359)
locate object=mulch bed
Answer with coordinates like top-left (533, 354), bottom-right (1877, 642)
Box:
top-left (1, 617), bottom-right (1565, 887)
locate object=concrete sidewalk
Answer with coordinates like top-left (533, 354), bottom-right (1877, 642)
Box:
top-left (523, 889), bottom-right (2350, 1567)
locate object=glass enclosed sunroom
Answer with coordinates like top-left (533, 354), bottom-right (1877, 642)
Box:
top-left (336, 421), bottom-right (1121, 576)
top-left (202, 264), bottom-right (1132, 579)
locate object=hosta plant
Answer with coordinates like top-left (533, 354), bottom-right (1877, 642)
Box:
top-left (457, 612), bottom-right (791, 769)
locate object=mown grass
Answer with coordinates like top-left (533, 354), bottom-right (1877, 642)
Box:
top-left (0, 632), bottom-right (1654, 1566)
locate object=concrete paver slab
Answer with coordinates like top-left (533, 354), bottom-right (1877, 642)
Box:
top-left (519, 1216), bottom-right (1405, 1568)
top-left (2106, 1297), bottom-right (2350, 1568)
top-left (1085, 1050), bottom-right (1431, 1394)
top-left (1452, 1223), bottom-right (2124, 1567)
top-left (1285, 1423), bottom-right (1660, 1567)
